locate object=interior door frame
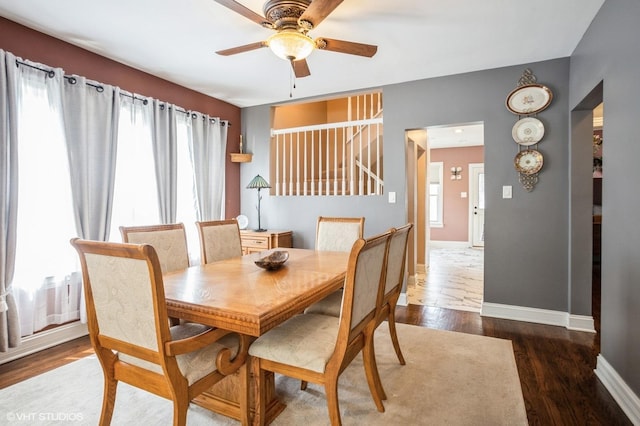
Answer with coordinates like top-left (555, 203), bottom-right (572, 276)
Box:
top-left (405, 129), bottom-right (429, 279)
top-left (468, 163), bottom-right (485, 246)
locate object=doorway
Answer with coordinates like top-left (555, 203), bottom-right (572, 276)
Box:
top-left (592, 102), bottom-right (603, 334)
top-left (405, 122), bottom-right (485, 310)
top-left (570, 81), bottom-right (602, 334)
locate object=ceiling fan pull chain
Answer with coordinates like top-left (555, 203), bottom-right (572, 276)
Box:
top-left (289, 61), bottom-right (295, 98)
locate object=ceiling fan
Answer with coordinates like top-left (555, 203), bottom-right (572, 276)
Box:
top-left (213, 0), bottom-right (378, 78)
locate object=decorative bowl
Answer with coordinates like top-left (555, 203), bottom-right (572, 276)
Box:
top-left (254, 250), bottom-right (289, 270)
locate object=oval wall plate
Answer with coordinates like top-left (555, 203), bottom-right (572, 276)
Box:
top-left (506, 84), bottom-right (553, 115)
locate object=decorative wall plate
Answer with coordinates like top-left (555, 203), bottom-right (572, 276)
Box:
top-left (506, 84), bottom-right (553, 115)
top-left (236, 214), bottom-right (249, 230)
top-left (514, 150), bottom-right (543, 175)
top-left (512, 117), bottom-right (545, 145)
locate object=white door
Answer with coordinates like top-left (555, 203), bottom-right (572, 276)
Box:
top-left (469, 164), bottom-right (485, 247)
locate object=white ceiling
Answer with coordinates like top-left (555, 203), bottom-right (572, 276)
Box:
top-left (427, 123), bottom-right (484, 149)
top-left (0, 0), bottom-right (604, 108)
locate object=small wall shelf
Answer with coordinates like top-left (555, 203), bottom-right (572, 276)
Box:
top-left (230, 153), bottom-right (253, 163)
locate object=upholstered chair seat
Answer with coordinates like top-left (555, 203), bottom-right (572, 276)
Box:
top-left (301, 290), bottom-right (343, 317)
top-left (249, 314), bottom-right (339, 373)
top-left (118, 322), bottom-right (240, 385)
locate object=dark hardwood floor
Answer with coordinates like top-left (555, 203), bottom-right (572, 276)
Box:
top-left (0, 266), bottom-right (630, 425)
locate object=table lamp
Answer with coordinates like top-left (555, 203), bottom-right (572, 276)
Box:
top-left (246, 174), bottom-right (271, 232)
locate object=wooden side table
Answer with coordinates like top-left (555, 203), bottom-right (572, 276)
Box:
top-left (240, 230), bottom-right (293, 254)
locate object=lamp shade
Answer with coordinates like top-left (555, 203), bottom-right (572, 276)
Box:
top-left (267, 30), bottom-right (315, 61)
top-left (246, 174), bottom-right (271, 190)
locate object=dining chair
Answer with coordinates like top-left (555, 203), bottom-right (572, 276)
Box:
top-left (248, 230), bottom-right (392, 425)
top-left (302, 224), bottom-right (413, 403)
top-left (362, 223), bottom-right (413, 403)
top-left (303, 216), bottom-right (365, 317)
top-left (315, 216), bottom-right (365, 252)
top-left (195, 219), bottom-right (243, 264)
top-left (119, 223), bottom-right (189, 273)
top-left (374, 223), bottom-right (413, 366)
top-left (70, 238), bottom-right (250, 426)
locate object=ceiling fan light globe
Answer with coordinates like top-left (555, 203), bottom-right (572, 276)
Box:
top-left (267, 31), bottom-right (315, 61)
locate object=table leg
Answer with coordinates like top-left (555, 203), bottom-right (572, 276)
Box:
top-left (191, 357), bottom-right (285, 424)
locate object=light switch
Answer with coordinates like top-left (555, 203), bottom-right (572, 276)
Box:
top-left (388, 191), bottom-right (396, 203)
top-left (502, 185), bottom-right (512, 199)
top-left (461, 192), bottom-right (467, 198)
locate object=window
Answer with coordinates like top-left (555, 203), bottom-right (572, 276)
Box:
top-left (175, 113), bottom-right (201, 264)
top-left (429, 162), bottom-right (444, 227)
top-left (109, 97), bottom-right (159, 241)
top-left (13, 71), bottom-right (80, 335)
top-left (7, 61), bottom-right (223, 338)
top-left (110, 104), bottom-right (202, 261)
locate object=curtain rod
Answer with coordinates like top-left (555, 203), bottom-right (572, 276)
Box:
top-left (15, 59), bottom-right (231, 126)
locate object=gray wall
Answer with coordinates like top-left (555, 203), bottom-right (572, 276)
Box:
top-left (570, 0), bottom-right (640, 396)
top-left (240, 105), bottom-right (405, 248)
top-left (242, 57), bottom-right (571, 312)
top-left (240, 0), bottom-right (640, 404)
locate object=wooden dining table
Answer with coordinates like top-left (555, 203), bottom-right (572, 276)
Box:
top-left (162, 248), bottom-right (349, 424)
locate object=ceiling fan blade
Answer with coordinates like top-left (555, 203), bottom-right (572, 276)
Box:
top-left (316, 38), bottom-right (377, 57)
top-left (216, 41), bottom-right (267, 56)
top-left (299, 0), bottom-right (343, 29)
top-left (291, 59), bottom-right (311, 78)
top-left (212, 0), bottom-right (272, 28)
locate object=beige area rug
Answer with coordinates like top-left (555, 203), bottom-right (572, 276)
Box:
top-left (0, 324), bottom-right (527, 425)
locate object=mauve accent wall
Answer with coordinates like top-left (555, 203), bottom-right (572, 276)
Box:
top-left (430, 146), bottom-right (484, 242)
top-left (0, 17), bottom-right (241, 218)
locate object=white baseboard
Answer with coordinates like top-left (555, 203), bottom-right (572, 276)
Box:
top-left (0, 321), bottom-right (88, 365)
top-left (429, 240), bottom-right (471, 249)
top-left (407, 275), bottom-right (415, 287)
top-left (481, 302), bottom-right (596, 333)
top-left (595, 355), bottom-right (640, 424)
top-left (397, 292), bottom-right (408, 306)
top-left (567, 314), bottom-right (596, 332)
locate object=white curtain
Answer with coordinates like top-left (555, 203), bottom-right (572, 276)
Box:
top-left (152, 101), bottom-right (178, 224)
top-left (12, 59), bottom-right (80, 336)
top-left (61, 75), bottom-right (120, 323)
top-left (0, 49), bottom-right (229, 345)
top-left (0, 49), bottom-right (21, 351)
top-left (62, 75), bottom-right (120, 242)
top-left (190, 113), bottom-right (228, 221)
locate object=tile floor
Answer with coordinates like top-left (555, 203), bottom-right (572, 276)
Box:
top-left (407, 246), bottom-right (484, 312)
